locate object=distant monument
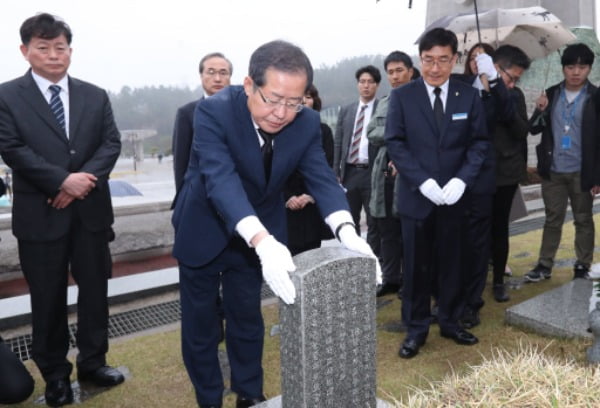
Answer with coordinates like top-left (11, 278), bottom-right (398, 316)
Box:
top-left (255, 247), bottom-right (390, 408)
top-left (120, 129), bottom-right (157, 169)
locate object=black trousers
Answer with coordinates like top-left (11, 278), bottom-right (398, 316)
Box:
top-left (0, 337), bottom-right (34, 404)
top-left (18, 218), bottom-right (112, 382)
top-left (375, 177), bottom-right (403, 285)
top-left (491, 184), bottom-right (518, 285)
top-left (462, 193), bottom-right (493, 311)
top-left (344, 165), bottom-right (380, 257)
top-left (401, 206), bottom-right (466, 341)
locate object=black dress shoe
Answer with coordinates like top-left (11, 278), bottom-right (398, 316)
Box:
top-left (376, 283), bottom-right (401, 297)
top-left (200, 405), bottom-right (222, 408)
top-left (440, 329), bottom-right (479, 345)
top-left (493, 283), bottom-right (510, 302)
top-left (460, 307), bottom-right (480, 329)
top-left (398, 337), bottom-right (424, 359)
top-left (236, 395), bottom-right (266, 408)
top-left (45, 378), bottom-right (73, 407)
top-left (78, 365), bottom-right (124, 387)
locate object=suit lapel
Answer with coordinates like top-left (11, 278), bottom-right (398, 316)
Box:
top-left (235, 92), bottom-right (268, 189)
top-left (68, 77), bottom-right (84, 145)
top-left (439, 81), bottom-right (459, 145)
top-left (18, 73), bottom-right (68, 145)
top-left (415, 79), bottom-right (438, 136)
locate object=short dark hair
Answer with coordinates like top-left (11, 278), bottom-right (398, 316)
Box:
top-left (355, 65), bottom-right (381, 84)
top-left (20, 13), bottom-right (72, 45)
top-left (199, 52), bottom-right (233, 75)
top-left (494, 45), bottom-right (531, 71)
top-left (411, 67), bottom-right (421, 80)
top-left (464, 43), bottom-right (495, 75)
top-left (419, 28), bottom-right (457, 55)
top-left (384, 51), bottom-right (413, 71)
top-left (249, 40), bottom-right (313, 92)
top-left (305, 84), bottom-right (323, 112)
top-left (561, 43), bottom-right (594, 67)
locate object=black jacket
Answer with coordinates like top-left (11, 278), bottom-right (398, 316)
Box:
top-left (530, 81), bottom-right (600, 191)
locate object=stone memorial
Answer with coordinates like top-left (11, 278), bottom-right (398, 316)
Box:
top-left (255, 247), bottom-right (390, 408)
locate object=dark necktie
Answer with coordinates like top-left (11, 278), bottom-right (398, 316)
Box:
top-left (433, 87), bottom-right (444, 131)
top-left (49, 85), bottom-right (65, 131)
top-left (348, 104), bottom-right (367, 163)
top-left (258, 129), bottom-right (274, 182)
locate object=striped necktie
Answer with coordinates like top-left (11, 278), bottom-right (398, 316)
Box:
top-left (348, 104), bottom-right (367, 163)
top-left (49, 85), bottom-right (65, 131)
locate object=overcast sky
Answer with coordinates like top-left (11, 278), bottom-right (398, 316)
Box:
top-left (0, 0), bottom-right (428, 92)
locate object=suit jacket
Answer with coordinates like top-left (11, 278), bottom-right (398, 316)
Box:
top-left (171, 97), bottom-right (203, 208)
top-left (384, 77), bottom-right (489, 220)
top-left (333, 99), bottom-right (378, 182)
top-left (172, 86), bottom-right (349, 267)
top-left (0, 70), bottom-right (121, 241)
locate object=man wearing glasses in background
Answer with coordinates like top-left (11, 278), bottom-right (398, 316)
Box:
top-left (172, 52), bottom-right (233, 200)
top-left (172, 40), bottom-right (380, 408)
top-left (385, 28), bottom-right (489, 359)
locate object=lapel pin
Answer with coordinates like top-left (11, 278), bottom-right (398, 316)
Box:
top-left (455, 91), bottom-right (459, 96)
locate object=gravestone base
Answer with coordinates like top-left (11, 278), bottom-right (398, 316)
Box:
top-left (253, 395), bottom-right (392, 407)
top-left (506, 279), bottom-right (592, 338)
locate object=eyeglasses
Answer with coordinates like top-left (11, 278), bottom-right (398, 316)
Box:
top-left (358, 79), bottom-right (376, 85)
top-left (421, 57), bottom-right (453, 68)
top-left (256, 87), bottom-right (304, 113)
top-left (500, 66), bottom-right (519, 84)
top-left (204, 68), bottom-right (231, 77)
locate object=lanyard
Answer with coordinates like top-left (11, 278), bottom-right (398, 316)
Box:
top-left (560, 85), bottom-right (586, 133)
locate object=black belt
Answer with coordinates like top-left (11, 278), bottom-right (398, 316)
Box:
top-left (346, 163), bottom-right (368, 169)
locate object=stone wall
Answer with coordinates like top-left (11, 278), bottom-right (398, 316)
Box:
top-left (0, 202), bottom-right (174, 280)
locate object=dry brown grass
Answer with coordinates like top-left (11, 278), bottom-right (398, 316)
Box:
top-left (396, 342), bottom-right (600, 407)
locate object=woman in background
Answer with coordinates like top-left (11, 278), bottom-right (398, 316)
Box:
top-left (284, 85), bottom-right (334, 255)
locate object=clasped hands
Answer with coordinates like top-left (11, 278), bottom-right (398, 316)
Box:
top-left (285, 194), bottom-right (315, 211)
top-left (419, 178), bottom-right (465, 206)
top-left (48, 172), bottom-right (97, 209)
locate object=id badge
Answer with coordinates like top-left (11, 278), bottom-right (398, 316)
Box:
top-left (561, 135), bottom-right (571, 150)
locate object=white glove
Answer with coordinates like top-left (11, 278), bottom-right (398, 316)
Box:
top-left (254, 235), bottom-right (296, 304)
top-left (476, 53), bottom-right (498, 81)
top-left (442, 177), bottom-right (466, 205)
top-left (338, 225), bottom-right (382, 284)
top-left (419, 178), bottom-right (444, 205)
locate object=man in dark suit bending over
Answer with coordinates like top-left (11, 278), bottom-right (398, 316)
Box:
top-left (385, 28), bottom-right (489, 359)
top-left (172, 40), bottom-right (380, 408)
top-left (0, 13), bottom-right (123, 406)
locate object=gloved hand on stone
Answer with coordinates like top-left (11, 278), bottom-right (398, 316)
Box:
top-left (254, 235), bottom-right (296, 304)
top-left (337, 224), bottom-right (383, 284)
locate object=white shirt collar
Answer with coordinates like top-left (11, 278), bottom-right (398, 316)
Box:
top-left (31, 71), bottom-right (69, 96)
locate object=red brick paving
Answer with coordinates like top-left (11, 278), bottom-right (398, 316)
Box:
top-left (0, 254), bottom-right (177, 299)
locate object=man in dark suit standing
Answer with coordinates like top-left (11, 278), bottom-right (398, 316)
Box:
top-left (385, 28), bottom-right (489, 359)
top-left (0, 13), bottom-right (123, 406)
top-left (172, 40), bottom-right (380, 408)
top-left (172, 52), bottom-right (233, 201)
top-left (333, 66), bottom-right (381, 254)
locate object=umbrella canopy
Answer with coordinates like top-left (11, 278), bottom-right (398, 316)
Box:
top-left (416, 6), bottom-right (576, 60)
top-left (108, 179), bottom-right (143, 197)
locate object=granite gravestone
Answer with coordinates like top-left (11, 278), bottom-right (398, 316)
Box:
top-left (255, 247), bottom-right (390, 408)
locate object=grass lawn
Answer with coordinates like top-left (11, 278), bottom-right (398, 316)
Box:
top-left (14, 214), bottom-right (597, 407)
